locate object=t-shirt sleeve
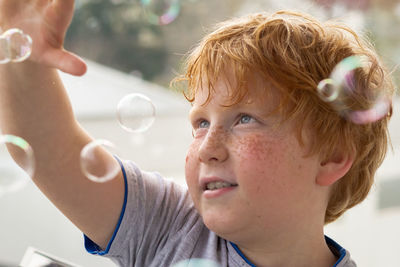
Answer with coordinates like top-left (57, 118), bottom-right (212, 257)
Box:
top-left (84, 158), bottom-right (194, 266)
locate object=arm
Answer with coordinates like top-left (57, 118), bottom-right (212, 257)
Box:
top-left (0, 0), bottom-right (124, 249)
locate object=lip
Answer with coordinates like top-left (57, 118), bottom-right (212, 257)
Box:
top-left (203, 186), bottom-right (237, 199)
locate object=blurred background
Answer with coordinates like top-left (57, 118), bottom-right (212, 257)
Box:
top-left (0, 0), bottom-right (399, 266)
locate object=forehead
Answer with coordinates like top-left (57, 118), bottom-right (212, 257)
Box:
top-left (191, 70), bottom-right (277, 109)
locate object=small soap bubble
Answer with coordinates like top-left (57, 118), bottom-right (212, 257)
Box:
top-left (317, 55), bottom-right (391, 124)
top-left (0, 135), bottom-right (35, 197)
top-left (0, 36), bottom-right (11, 64)
top-left (80, 139), bottom-right (120, 183)
top-left (3, 28), bottom-right (32, 62)
top-left (317, 78), bottom-right (339, 102)
top-left (141, 0), bottom-right (181, 25)
top-left (172, 258), bottom-right (221, 267)
top-left (117, 93), bottom-right (156, 133)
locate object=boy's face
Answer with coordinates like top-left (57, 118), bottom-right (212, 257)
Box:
top-left (185, 73), bottom-right (325, 244)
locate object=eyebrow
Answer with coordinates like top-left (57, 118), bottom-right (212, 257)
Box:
top-left (188, 101), bottom-right (256, 120)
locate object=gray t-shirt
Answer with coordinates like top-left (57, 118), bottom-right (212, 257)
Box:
top-left (85, 160), bottom-right (357, 267)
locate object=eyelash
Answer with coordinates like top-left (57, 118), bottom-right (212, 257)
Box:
top-left (198, 119), bottom-right (210, 128)
top-left (193, 114), bottom-right (255, 129)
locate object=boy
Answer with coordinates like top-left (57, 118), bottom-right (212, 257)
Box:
top-left (0, 1), bottom-right (394, 266)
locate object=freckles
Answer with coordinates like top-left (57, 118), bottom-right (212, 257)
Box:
top-left (232, 135), bottom-right (270, 181)
top-left (233, 133), bottom-right (273, 162)
top-left (206, 126), bottom-right (229, 148)
top-left (232, 133), bottom-right (288, 183)
top-left (297, 163), bottom-right (303, 170)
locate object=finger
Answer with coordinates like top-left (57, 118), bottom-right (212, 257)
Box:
top-left (45, 0), bottom-right (74, 30)
top-left (52, 0), bottom-right (74, 13)
top-left (42, 48), bottom-right (87, 76)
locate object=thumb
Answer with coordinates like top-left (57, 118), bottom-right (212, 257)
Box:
top-left (41, 48), bottom-right (87, 76)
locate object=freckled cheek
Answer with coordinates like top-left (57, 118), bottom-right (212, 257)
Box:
top-left (232, 135), bottom-right (276, 163)
top-left (232, 135), bottom-right (284, 188)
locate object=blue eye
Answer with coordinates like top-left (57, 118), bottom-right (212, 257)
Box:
top-left (198, 120), bottom-right (210, 128)
top-left (192, 119), bottom-right (209, 138)
top-left (239, 114), bottom-right (254, 124)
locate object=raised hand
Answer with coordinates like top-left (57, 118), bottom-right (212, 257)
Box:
top-left (0, 0), bottom-right (87, 75)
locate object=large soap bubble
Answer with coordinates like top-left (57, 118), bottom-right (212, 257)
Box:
top-left (80, 139), bottom-right (120, 183)
top-left (117, 93), bottom-right (156, 133)
top-left (317, 55), bottom-right (391, 125)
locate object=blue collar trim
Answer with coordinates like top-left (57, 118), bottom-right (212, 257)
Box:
top-left (325, 235), bottom-right (347, 267)
top-left (230, 235), bottom-right (347, 267)
top-left (230, 242), bottom-right (257, 267)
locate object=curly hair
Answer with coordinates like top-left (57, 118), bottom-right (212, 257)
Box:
top-left (173, 10), bottom-right (395, 224)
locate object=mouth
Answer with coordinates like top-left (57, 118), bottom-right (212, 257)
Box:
top-left (204, 181), bottom-right (238, 191)
top-left (202, 180), bottom-right (238, 199)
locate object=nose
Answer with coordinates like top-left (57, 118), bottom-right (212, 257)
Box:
top-left (198, 126), bottom-right (229, 163)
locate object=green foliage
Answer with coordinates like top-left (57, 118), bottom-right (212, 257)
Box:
top-left (65, 0), bottom-right (167, 80)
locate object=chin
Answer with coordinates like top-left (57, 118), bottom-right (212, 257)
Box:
top-left (201, 212), bottom-right (239, 239)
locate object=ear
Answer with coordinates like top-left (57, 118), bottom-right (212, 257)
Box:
top-left (316, 151), bottom-right (355, 186)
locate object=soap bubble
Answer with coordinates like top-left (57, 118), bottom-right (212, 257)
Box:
top-left (2, 28), bottom-right (32, 62)
top-left (316, 78), bottom-right (338, 102)
top-left (172, 258), bottom-right (221, 267)
top-left (117, 93), bottom-right (156, 133)
top-left (0, 135), bottom-right (35, 196)
top-left (347, 96), bottom-right (391, 125)
top-left (0, 36), bottom-right (11, 64)
top-left (80, 139), bottom-right (120, 183)
top-left (317, 55), bottom-right (391, 124)
top-left (141, 0), bottom-right (181, 25)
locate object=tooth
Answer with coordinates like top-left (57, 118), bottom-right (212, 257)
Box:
top-left (206, 181), bottom-right (233, 190)
top-left (217, 182), bottom-right (226, 189)
top-left (207, 183), bottom-right (215, 190)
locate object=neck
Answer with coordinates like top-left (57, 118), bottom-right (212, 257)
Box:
top-left (233, 228), bottom-right (337, 267)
